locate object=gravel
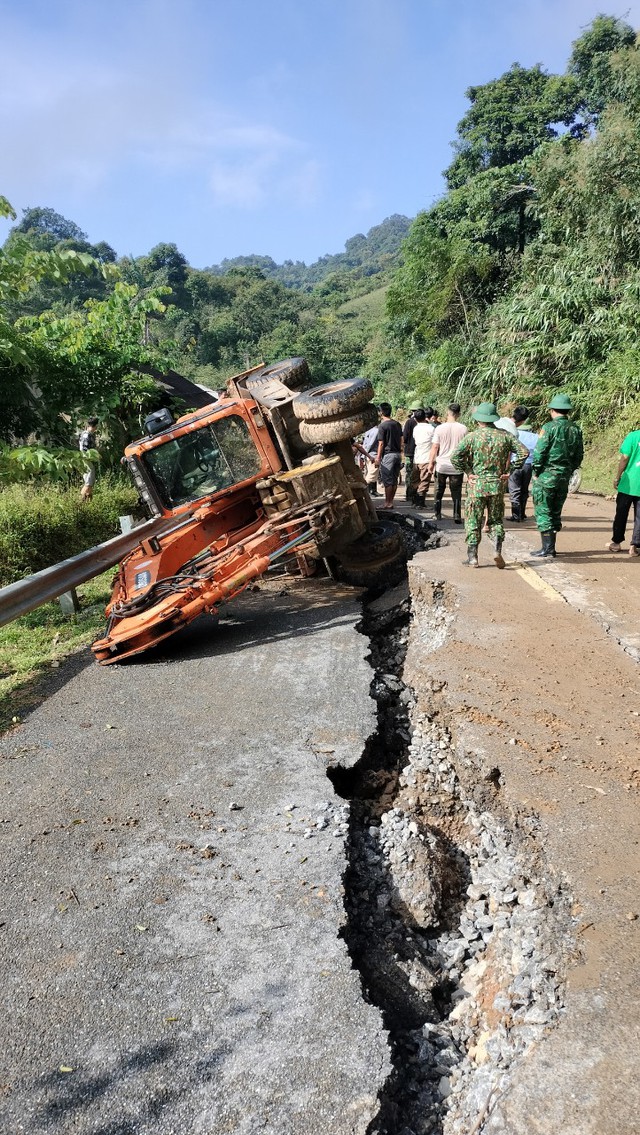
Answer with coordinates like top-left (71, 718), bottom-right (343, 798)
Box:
top-left (339, 591), bottom-right (573, 1135)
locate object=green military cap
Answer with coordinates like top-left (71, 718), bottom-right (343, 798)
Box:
top-left (408, 400), bottom-right (424, 411)
top-left (548, 393), bottom-right (573, 411)
top-left (472, 401), bottom-right (499, 423)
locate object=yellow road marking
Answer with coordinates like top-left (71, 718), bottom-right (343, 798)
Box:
top-left (512, 563), bottom-right (565, 602)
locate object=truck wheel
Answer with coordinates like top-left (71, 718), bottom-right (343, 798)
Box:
top-left (254, 357), bottom-right (310, 389)
top-left (336, 547), bottom-right (407, 589)
top-left (292, 378), bottom-right (374, 421)
top-left (338, 519), bottom-right (403, 564)
top-left (245, 374), bottom-right (296, 408)
top-left (298, 404), bottom-right (378, 445)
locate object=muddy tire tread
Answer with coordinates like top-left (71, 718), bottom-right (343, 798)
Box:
top-left (292, 378), bottom-right (375, 421)
top-left (254, 357), bottom-right (310, 389)
top-left (298, 404), bottom-right (379, 445)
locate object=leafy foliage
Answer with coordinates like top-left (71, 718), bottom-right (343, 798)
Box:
top-left (568, 13), bottom-right (636, 121)
top-left (0, 478), bottom-right (137, 584)
top-left (444, 64), bottom-right (581, 190)
top-left (0, 442), bottom-right (99, 484)
top-left (385, 13), bottom-right (640, 447)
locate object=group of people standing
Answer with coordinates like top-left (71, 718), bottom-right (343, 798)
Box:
top-left (359, 394), bottom-right (590, 568)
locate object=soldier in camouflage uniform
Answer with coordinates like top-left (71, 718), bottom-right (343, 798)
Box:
top-left (450, 402), bottom-right (528, 568)
top-left (531, 393), bottom-right (584, 559)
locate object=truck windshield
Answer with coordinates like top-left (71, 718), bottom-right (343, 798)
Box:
top-left (142, 415), bottom-right (262, 508)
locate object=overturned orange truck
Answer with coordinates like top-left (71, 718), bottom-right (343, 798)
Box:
top-left (92, 359), bottom-right (407, 664)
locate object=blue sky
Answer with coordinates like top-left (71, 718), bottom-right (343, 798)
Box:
top-left (2, 0), bottom-right (639, 268)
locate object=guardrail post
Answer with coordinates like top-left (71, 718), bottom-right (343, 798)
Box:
top-left (119, 515), bottom-right (135, 534)
top-left (59, 589), bottom-right (80, 616)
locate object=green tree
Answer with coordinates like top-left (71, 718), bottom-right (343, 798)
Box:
top-left (14, 206), bottom-right (88, 244)
top-left (568, 13), bottom-right (636, 121)
top-left (444, 64), bottom-right (580, 189)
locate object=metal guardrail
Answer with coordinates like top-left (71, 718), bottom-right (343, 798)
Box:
top-left (0, 513), bottom-right (193, 629)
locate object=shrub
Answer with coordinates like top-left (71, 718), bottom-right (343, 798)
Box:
top-left (0, 476), bottom-right (138, 585)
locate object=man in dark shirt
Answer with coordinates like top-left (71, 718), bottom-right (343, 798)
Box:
top-left (375, 402), bottom-right (403, 510)
top-left (402, 401), bottom-right (423, 504)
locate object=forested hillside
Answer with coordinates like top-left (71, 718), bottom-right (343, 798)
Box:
top-left (207, 214), bottom-right (411, 289)
top-left (2, 12), bottom-right (639, 490)
top-left (0, 208), bottom-right (408, 468)
top-left (386, 13), bottom-right (640, 460)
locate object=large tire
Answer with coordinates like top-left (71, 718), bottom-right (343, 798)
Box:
top-left (245, 374), bottom-right (296, 408)
top-left (568, 468), bottom-right (582, 494)
top-left (298, 404), bottom-right (379, 445)
top-left (338, 519), bottom-right (403, 564)
top-left (254, 357), bottom-right (310, 389)
top-left (337, 547), bottom-right (407, 589)
top-left (292, 378), bottom-right (374, 421)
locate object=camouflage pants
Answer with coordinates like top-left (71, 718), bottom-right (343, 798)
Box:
top-left (464, 491), bottom-right (505, 546)
top-left (532, 476), bottom-right (570, 532)
top-left (405, 458), bottom-right (415, 501)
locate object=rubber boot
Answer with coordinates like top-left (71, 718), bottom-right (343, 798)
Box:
top-left (550, 531), bottom-right (557, 557)
top-left (466, 544), bottom-right (478, 568)
top-left (531, 531), bottom-right (554, 558)
top-left (415, 493), bottom-right (426, 508)
top-left (453, 503), bottom-right (462, 525)
top-left (494, 538), bottom-right (505, 569)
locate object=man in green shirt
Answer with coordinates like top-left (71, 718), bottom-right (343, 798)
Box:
top-left (531, 393), bottom-right (584, 559)
top-left (450, 402), bottom-right (528, 568)
top-left (607, 428), bottom-right (640, 556)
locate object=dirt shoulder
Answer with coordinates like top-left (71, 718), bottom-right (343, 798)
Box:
top-left (405, 519), bottom-right (640, 1134)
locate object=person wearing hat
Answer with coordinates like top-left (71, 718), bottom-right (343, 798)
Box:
top-left (531, 394), bottom-right (583, 558)
top-left (402, 400), bottom-right (423, 504)
top-left (450, 402), bottom-right (528, 568)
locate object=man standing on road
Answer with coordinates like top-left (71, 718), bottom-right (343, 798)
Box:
top-left (505, 406), bottom-right (538, 522)
top-left (531, 394), bottom-right (583, 559)
top-left (402, 401), bottom-right (423, 504)
top-left (607, 426), bottom-right (640, 556)
top-left (375, 402), bottom-right (403, 511)
top-left (360, 423), bottom-right (381, 496)
top-left (450, 402), bottom-right (528, 568)
top-left (428, 402), bottom-right (468, 522)
top-left (411, 408), bottom-right (437, 506)
top-left (79, 416), bottom-right (99, 502)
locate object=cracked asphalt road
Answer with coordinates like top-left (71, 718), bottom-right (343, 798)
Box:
top-left (0, 579), bottom-right (389, 1135)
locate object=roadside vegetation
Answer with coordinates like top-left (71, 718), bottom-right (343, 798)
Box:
top-left (385, 13), bottom-right (640, 486)
top-left (0, 478), bottom-right (137, 585)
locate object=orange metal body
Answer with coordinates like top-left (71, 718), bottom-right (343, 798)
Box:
top-left (92, 396), bottom-right (299, 664)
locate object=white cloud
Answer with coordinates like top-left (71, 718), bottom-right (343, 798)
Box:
top-left (0, 15), bottom-right (320, 212)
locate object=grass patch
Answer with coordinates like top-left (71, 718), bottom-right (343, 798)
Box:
top-left (0, 571), bottom-right (113, 732)
top-left (0, 477), bottom-right (138, 585)
top-left (338, 284), bottom-right (389, 323)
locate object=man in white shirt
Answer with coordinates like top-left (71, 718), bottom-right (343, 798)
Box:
top-left (428, 403), bottom-right (468, 522)
top-left (361, 423), bottom-right (381, 496)
top-left (411, 408), bottom-right (437, 505)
